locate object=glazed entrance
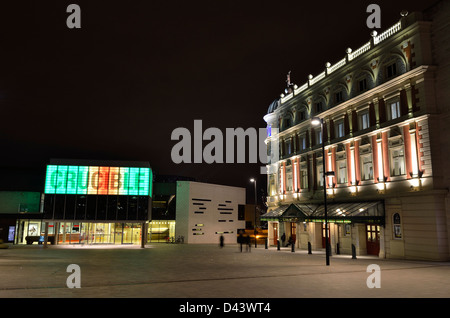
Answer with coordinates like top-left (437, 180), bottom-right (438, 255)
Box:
top-left (55, 222), bottom-right (143, 245)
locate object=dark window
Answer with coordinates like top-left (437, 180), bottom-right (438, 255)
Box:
top-left (238, 204), bottom-right (245, 220)
top-left (65, 195), bottom-right (76, 220)
top-left (107, 195), bottom-right (118, 220)
top-left (299, 111), bottom-right (306, 121)
top-left (75, 195), bottom-right (86, 220)
top-left (335, 91), bottom-right (343, 104)
top-left (316, 102), bottom-right (323, 113)
top-left (43, 194), bottom-right (55, 219)
top-left (86, 195), bottom-right (97, 220)
top-left (137, 196), bottom-right (149, 220)
top-left (128, 196), bottom-right (138, 220)
top-left (117, 196), bottom-right (128, 220)
top-left (96, 195), bottom-right (107, 220)
top-left (358, 78), bottom-right (367, 92)
top-left (387, 63), bottom-right (397, 78)
top-left (54, 195), bottom-right (65, 219)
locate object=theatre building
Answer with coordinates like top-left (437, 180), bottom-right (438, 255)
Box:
top-left (262, 2), bottom-right (450, 261)
top-left (42, 159), bottom-right (152, 245)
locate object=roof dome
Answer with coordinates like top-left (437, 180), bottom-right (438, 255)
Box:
top-left (267, 98), bottom-right (279, 114)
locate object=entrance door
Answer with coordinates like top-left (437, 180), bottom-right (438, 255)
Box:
top-left (272, 223), bottom-right (278, 246)
top-left (366, 224), bottom-right (380, 255)
top-left (290, 222), bottom-right (296, 243)
top-left (322, 223), bottom-right (330, 248)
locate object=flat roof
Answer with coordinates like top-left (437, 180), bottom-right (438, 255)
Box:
top-left (49, 158), bottom-right (151, 168)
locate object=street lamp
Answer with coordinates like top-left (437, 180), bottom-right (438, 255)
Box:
top-left (311, 117), bottom-right (330, 266)
top-left (250, 178), bottom-right (258, 247)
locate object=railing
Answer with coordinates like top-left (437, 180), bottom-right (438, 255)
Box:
top-left (277, 21), bottom-right (402, 106)
top-left (374, 22), bottom-right (401, 45)
top-left (327, 58), bottom-right (347, 74)
top-left (348, 41), bottom-right (371, 61)
top-left (309, 71), bottom-right (326, 86)
top-left (294, 82), bottom-right (308, 95)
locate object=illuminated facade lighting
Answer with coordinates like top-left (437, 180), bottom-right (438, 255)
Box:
top-left (261, 7), bottom-right (450, 261)
top-left (44, 165), bottom-right (152, 196)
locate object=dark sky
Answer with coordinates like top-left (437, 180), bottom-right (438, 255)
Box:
top-left (0, 0), bottom-right (436, 197)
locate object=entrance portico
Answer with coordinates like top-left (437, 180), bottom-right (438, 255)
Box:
top-left (261, 201), bottom-right (385, 257)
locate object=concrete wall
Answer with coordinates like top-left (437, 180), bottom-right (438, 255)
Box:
top-left (175, 181), bottom-right (246, 244)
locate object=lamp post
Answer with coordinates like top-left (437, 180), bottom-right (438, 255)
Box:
top-left (250, 178), bottom-right (257, 247)
top-left (311, 117), bottom-right (330, 266)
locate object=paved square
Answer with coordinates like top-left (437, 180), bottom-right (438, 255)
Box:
top-left (0, 243), bottom-right (449, 298)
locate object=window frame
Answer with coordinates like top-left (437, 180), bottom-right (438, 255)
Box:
top-left (360, 153), bottom-right (373, 181)
top-left (316, 159), bottom-right (324, 188)
top-left (386, 62), bottom-right (397, 79)
top-left (359, 111), bottom-right (370, 130)
top-left (334, 90), bottom-right (343, 104)
top-left (358, 77), bottom-right (368, 93)
top-left (300, 165), bottom-right (308, 190)
top-left (336, 158), bottom-right (347, 185)
top-left (335, 119), bottom-right (345, 138)
top-left (390, 145), bottom-right (406, 177)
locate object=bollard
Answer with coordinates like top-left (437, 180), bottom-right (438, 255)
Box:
top-left (291, 242), bottom-right (295, 252)
top-left (308, 242), bottom-right (312, 254)
top-left (336, 243), bottom-right (340, 255)
top-left (352, 244), bottom-right (357, 259)
top-left (265, 237), bottom-right (268, 249)
top-left (277, 240), bottom-right (280, 250)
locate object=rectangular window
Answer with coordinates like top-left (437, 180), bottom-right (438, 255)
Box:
top-left (300, 135), bottom-right (306, 150)
top-left (300, 167), bottom-right (308, 189)
top-left (335, 91), bottom-right (343, 104)
top-left (387, 62), bottom-right (397, 78)
top-left (316, 102), bottom-right (323, 113)
top-left (316, 130), bottom-right (322, 145)
top-left (336, 120), bottom-right (345, 138)
top-left (361, 154), bottom-right (373, 181)
top-left (269, 175), bottom-right (276, 196)
top-left (279, 166), bottom-right (284, 193)
top-left (286, 166), bottom-right (293, 192)
top-left (286, 138), bottom-right (292, 155)
top-left (358, 78), bottom-right (367, 92)
top-left (317, 161), bottom-right (323, 188)
top-left (238, 205), bottom-right (245, 220)
top-left (390, 147), bottom-right (405, 176)
top-left (359, 112), bottom-right (370, 130)
top-left (337, 160), bottom-right (347, 184)
top-left (390, 101), bottom-right (400, 120)
top-left (299, 111), bottom-right (306, 121)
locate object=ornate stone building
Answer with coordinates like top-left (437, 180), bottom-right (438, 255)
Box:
top-left (262, 1), bottom-right (450, 261)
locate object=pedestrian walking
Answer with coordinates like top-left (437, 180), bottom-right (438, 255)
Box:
top-left (219, 234), bottom-right (224, 248)
top-left (238, 232), bottom-right (244, 252)
top-left (245, 234), bottom-right (250, 252)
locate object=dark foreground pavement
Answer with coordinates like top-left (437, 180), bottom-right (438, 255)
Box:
top-left (0, 243), bottom-right (449, 299)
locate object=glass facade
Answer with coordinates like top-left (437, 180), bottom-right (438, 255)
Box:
top-left (14, 220), bottom-right (178, 245)
top-left (43, 194), bottom-right (150, 221)
top-left (14, 220), bottom-right (146, 245)
top-left (148, 220), bottom-right (176, 242)
top-left (14, 219), bottom-right (44, 244)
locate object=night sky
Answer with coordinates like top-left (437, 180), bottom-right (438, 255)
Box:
top-left (0, 0), bottom-right (436, 200)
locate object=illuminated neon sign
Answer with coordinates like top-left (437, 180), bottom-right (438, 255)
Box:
top-left (44, 165), bottom-right (152, 196)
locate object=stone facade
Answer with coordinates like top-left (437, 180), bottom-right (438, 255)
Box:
top-left (262, 1), bottom-right (450, 261)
